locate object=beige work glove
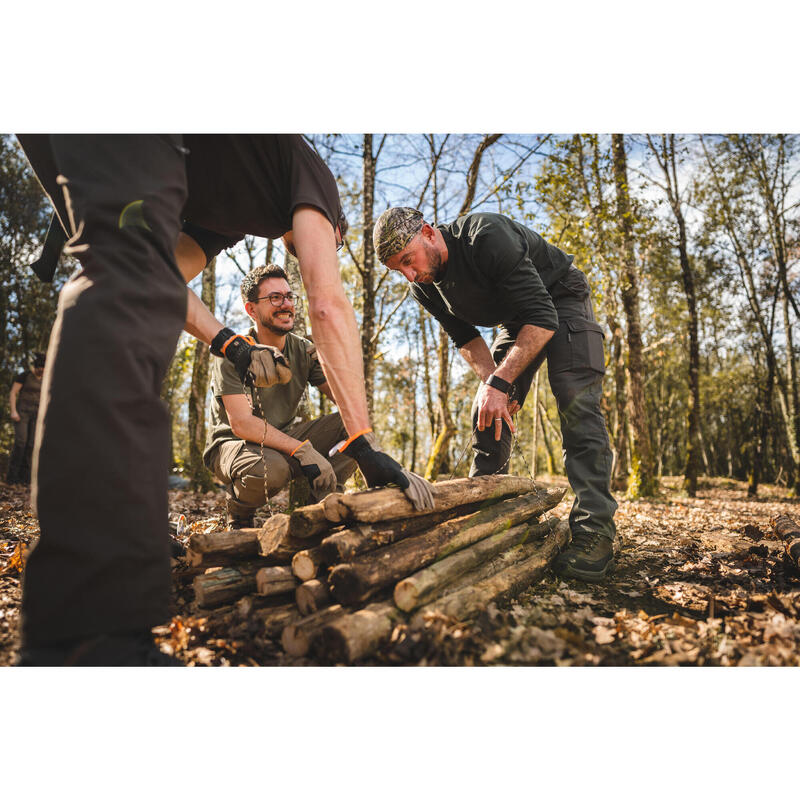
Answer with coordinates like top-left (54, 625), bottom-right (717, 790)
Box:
top-left (342, 431), bottom-right (435, 511)
top-left (291, 440), bottom-right (338, 500)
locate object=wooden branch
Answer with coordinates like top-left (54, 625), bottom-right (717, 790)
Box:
top-left (296, 579), bottom-right (331, 615)
top-left (287, 500), bottom-right (339, 539)
top-left (292, 546), bottom-right (324, 582)
top-left (187, 528), bottom-right (260, 558)
top-left (771, 514), bottom-right (800, 568)
top-left (256, 566), bottom-right (297, 596)
top-left (319, 502), bottom-right (486, 564)
top-left (281, 605), bottom-right (347, 657)
top-left (324, 475), bottom-right (547, 526)
top-left (410, 520), bottom-right (570, 625)
top-left (252, 603), bottom-right (302, 638)
top-left (319, 601), bottom-right (405, 664)
top-left (193, 565), bottom-right (259, 608)
top-left (394, 519), bottom-right (552, 611)
top-left (257, 513), bottom-right (325, 562)
top-left (235, 593), bottom-right (289, 620)
top-left (328, 488), bottom-right (564, 605)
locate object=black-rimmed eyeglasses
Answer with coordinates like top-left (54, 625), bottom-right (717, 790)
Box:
top-left (256, 291), bottom-right (298, 307)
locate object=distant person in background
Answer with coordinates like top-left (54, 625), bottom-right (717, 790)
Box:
top-left (6, 352), bottom-right (45, 486)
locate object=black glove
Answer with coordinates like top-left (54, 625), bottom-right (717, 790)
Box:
top-left (342, 431), bottom-right (434, 511)
top-left (291, 440), bottom-right (337, 500)
top-left (210, 327), bottom-right (292, 388)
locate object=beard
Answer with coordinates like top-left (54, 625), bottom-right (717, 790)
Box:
top-left (421, 242), bottom-right (445, 282)
top-left (258, 309), bottom-right (295, 335)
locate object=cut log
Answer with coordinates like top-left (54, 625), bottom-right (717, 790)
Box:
top-left (256, 565), bottom-right (297, 596)
top-left (296, 579), bottom-right (331, 615)
top-left (319, 503), bottom-right (487, 565)
top-left (410, 519), bottom-right (570, 626)
top-left (287, 496), bottom-right (342, 538)
top-left (318, 601), bottom-right (405, 663)
top-left (186, 528), bottom-right (261, 568)
top-left (257, 513), bottom-right (325, 563)
top-left (252, 603), bottom-right (302, 638)
top-left (328, 487), bottom-right (564, 605)
top-left (281, 605), bottom-right (347, 657)
top-left (394, 519), bottom-right (552, 611)
top-left (324, 475), bottom-right (547, 525)
top-left (193, 565), bottom-right (259, 608)
top-left (771, 514), bottom-right (800, 567)
top-left (292, 546), bottom-right (324, 581)
top-left (235, 593), bottom-right (289, 619)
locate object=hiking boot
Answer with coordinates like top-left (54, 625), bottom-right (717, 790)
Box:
top-left (553, 531), bottom-right (615, 582)
top-left (16, 632), bottom-right (183, 666)
top-left (226, 497), bottom-right (255, 529)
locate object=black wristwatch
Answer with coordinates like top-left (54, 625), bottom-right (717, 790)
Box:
top-left (486, 373), bottom-right (512, 395)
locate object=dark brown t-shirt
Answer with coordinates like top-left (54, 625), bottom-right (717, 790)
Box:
top-left (14, 370), bottom-right (43, 413)
top-left (181, 134), bottom-right (341, 261)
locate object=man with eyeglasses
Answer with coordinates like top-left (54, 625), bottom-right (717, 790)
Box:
top-left (15, 134), bottom-right (432, 666)
top-left (204, 264), bottom-right (357, 527)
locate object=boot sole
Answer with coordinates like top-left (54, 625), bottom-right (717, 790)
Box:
top-left (554, 558), bottom-right (615, 583)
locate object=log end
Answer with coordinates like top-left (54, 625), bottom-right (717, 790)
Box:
top-left (393, 579), bottom-right (419, 613)
top-left (328, 564), bottom-right (367, 606)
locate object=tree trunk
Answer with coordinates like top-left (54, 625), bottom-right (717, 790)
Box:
top-left (394, 518), bottom-right (552, 611)
top-left (611, 134), bottom-right (657, 497)
top-left (187, 258), bottom-right (216, 491)
top-left (328, 488), bottom-right (564, 605)
top-left (360, 133), bottom-right (378, 416)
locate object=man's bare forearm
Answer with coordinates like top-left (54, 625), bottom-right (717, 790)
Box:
top-left (291, 207), bottom-right (370, 436)
top-left (493, 325), bottom-right (553, 383)
top-left (459, 336), bottom-right (496, 382)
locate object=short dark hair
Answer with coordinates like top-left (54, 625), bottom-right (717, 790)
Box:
top-left (32, 352), bottom-right (46, 368)
top-left (240, 264), bottom-right (289, 303)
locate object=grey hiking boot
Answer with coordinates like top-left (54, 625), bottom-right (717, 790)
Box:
top-left (226, 497), bottom-right (255, 529)
top-left (553, 531), bottom-right (615, 582)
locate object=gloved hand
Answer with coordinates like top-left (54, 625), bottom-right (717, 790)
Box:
top-left (210, 327), bottom-right (292, 387)
top-left (342, 431), bottom-right (434, 511)
top-left (291, 440), bottom-right (337, 500)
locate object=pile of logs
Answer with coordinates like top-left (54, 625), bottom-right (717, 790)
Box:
top-left (187, 475), bottom-right (569, 663)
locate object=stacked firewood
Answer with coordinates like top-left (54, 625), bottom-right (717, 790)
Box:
top-left (187, 475), bottom-right (569, 663)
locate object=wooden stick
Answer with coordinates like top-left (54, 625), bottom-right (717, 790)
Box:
top-left (186, 529), bottom-right (261, 568)
top-left (235, 593), bottom-right (289, 619)
top-left (256, 565), bottom-right (297, 596)
top-left (292, 546), bottom-right (324, 581)
top-left (252, 603), bottom-right (302, 638)
top-left (319, 503), bottom-right (486, 565)
top-left (410, 520), bottom-right (570, 625)
top-left (319, 601), bottom-right (405, 664)
top-left (324, 475), bottom-right (545, 525)
top-left (394, 519), bottom-right (552, 611)
top-left (328, 488), bottom-right (564, 605)
top-left (296, 579), bottom-right (331, 615)
top-left (771, 514), bottom-right (800, 567)
top-left (287, 497), bottom-right (342, 538)
top-left (193, 565), bottom-right (259, 608)
top-left (281, 605), bottom-right (347, 657)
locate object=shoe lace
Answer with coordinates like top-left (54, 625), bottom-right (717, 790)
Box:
top-left (570, 531), bottom-right (600, 553)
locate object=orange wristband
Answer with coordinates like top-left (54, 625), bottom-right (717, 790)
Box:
top-left (290, 439), bottom-right (310, 457)
top-left (339, 428), bottom-right (373, 453)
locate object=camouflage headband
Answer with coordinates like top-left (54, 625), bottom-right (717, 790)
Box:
top-left (373, 207), bottom-right (424, 264)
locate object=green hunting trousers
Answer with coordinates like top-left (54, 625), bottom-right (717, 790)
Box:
top-left (208, 412), bottom-right (357, 509)
top-left (469, 267), bottom-right (618, 541)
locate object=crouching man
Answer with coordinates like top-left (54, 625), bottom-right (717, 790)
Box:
top-left (204, 264), bottom-right (356, 527)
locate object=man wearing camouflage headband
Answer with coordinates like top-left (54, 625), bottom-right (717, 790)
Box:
top-left (375, 207), bottom-right (618, 582)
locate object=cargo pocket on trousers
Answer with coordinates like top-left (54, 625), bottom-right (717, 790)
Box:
top-left (548, 318), bottom-right (606, 375)
top-left (218, 440), bottom-right (248, 482)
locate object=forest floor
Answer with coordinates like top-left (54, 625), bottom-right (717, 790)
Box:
top-left (2, 476), bottom-right (800, 667)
